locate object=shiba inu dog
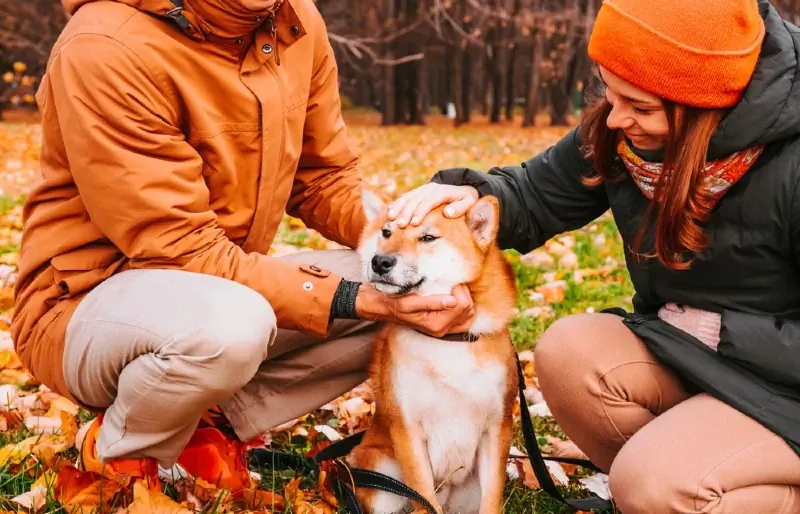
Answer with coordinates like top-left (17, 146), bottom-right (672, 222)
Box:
top-left (348, 190), bottom-right (518, 514)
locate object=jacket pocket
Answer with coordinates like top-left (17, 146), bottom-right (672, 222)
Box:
top-left (718, 309), bottom-right (800, 388)
top-left (50, 250), bottom-right (125, 299)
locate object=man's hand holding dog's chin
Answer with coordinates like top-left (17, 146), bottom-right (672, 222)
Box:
top-left (355, 283), bottom-right (476, 337)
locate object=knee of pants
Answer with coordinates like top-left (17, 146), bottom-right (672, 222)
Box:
top-left (608, 443), bottom-right (699, 513)
top-left (533, 313), bottom-right (597, 392)
top-left (169, 284), bottom-right (277, 392)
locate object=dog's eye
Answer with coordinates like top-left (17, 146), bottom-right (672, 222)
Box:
top-left (419, 234), bottom-right (439, 243)
top-left (381, 229), bottom-right (392, 239)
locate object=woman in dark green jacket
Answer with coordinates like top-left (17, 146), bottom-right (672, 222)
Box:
top-left (388, 0), bottom-right (800, 512)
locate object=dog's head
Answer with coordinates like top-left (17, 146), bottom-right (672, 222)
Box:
top-left (358, 188), bottom-right (500, 297)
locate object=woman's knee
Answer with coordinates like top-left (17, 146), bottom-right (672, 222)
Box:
top-left (534, 313), bottom-right (615, 383)
top-left (608, 443), bottom-right (701, 514)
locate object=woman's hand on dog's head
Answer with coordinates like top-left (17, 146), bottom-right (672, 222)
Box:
top-left (355, 283), bottom-right (476, 337)
top-left (388, 183), bottom-right (479, 228)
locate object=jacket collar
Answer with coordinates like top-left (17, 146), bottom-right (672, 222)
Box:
top-left (164, 0), bottom-right (284, 40)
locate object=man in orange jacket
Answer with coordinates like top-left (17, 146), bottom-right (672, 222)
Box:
top-left (11, 0), bottom-right (475, 493)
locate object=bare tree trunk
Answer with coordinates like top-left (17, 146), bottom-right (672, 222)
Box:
top-left (382, 58), bottom-right (396, 125)
top-left (505, 0), bottom-right (522, 120)
top-left (461, 45), bottom-right (473, 123)
top-left (409, 55), bottom-right (426, 124)
top-left (441, 47), bottom-right (452, 115)
top-left (550, 0), bottom-right (580, 125)
top-left (452, 43), bottom-right (466, 126)
top-left (523, 31), bottom-right (545, 128)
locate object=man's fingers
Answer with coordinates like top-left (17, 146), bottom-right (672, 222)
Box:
top-left (450, 284), bottom-right (472, 306)
top-left (397, 293), bottom-right (457, 313)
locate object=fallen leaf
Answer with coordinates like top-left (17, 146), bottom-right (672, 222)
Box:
top-left (517, 350), bottom-right (534, 362)
top-left (514, 458), bottom-right (539, 489)
top-left (529, 401), bottom-right (551, 417)
top-left (520, 250), bottom-right (554, 268)
top-left (126, 481), bottom-right (193, 514)
top-left (317, 467), bottom-right (339, 508)
top-left (55, 464), bottom-right (127, 512)
top-left (24, 415), bottom-right (62, 435)
top-left (535, 280), bottom-right (567, 303)
top-left (313, 425), bottom-right (341, 442)
top-left (0, 368), bottom-right (34, 386)
top-left (545, 240), bottom-right (570, 256)
top-left (241, 487), bottom-right (286, 512)
top-left (0, 348), bottom-right (22, 369)
top-left (12, 483), bottom-right (47, 511)
top-left (558, 251), bottom-right (579, 269)
top-left (579, 473), bottom-right (612, 500)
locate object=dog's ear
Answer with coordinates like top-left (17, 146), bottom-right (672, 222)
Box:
top-left (466, 195), bottom-right (499, 250)
top-left (362, 187), bottom-right (386, 223)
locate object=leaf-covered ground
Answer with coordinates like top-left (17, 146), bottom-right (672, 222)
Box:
top-left (0, 111), bottom-right (632, 513)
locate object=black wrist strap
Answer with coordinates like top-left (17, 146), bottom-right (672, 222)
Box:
top-left (331, 280), bottom-right (361, 320)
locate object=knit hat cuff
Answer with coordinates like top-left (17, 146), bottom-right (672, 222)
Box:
top-left (588, 1), bottom-right (765, 109)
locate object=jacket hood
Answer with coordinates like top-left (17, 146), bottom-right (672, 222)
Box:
top-left (708, 0), bottom-right (800, 160)
top-left (62, 0), bottom-right (282, 39)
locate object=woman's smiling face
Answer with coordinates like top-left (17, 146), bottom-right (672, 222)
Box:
top-left (599, 65), bottom-right (669, 151)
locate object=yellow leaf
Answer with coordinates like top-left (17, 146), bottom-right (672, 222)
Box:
top-left (47, 396), bottom-right (80, 416)
top-left (126, 481), bottom-right (193, 514)
top-left (0, 368), bottom-right (34, 386)
top-left (0, 349), bottom-right (22, 369)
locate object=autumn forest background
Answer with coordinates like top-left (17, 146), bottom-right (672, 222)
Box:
top-left (1, 1), bottom-right (800, 513)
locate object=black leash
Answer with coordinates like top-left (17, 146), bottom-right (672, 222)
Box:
top-left (512, 353), bottom-right (614, 512)
top-left (249, 352), bottom-right (614, 513)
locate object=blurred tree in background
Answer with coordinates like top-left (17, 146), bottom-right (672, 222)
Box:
top-left (2, 0), bottom-right (800, 125)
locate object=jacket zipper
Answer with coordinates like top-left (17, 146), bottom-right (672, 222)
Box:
top-left (268, 14), bottom-right (280, 66)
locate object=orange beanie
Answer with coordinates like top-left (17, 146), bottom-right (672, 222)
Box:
top-left (587, 0), bottom-right (766, 109)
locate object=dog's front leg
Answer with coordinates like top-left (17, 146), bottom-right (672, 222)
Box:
top-left (477, 416), bottom-right (513, 513)
top-left (390, 423), bottom-right (443, 514)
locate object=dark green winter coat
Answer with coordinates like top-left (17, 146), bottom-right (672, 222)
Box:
top-left (432, 0), bottom-right (800, 455)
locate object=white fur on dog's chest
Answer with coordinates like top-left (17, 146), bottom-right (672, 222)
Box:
top-left (391, 327), bottom-right (508, 484)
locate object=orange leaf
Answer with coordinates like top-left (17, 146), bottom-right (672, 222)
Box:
top-left (55, 464), bottom-right (127, 512)
top-left (514, 458), bottom-right (540, 489)
top-left (241, 487), bottom-right (286, 512)
top-left (317, 468), bottom-right (339, 508)
top-left (284, 476), bottom-right (303, 504)
top-left (126, 481), bottom-right (193, 514)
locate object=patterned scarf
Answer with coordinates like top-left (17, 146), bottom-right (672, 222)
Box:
top-left (617, 138), bottom-right (765, 204)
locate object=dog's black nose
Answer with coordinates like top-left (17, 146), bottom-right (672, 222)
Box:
top-left (371, 254), bottom-right (397, 274)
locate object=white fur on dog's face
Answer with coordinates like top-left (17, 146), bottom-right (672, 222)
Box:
top-left (358, 223), bottom-right (474, 297)
top-left (358, 187), bottom-right (498, 297)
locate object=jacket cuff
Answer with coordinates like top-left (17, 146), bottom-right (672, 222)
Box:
top-left (430, 168), bottom-right (495, 198)
top-left (292, 263), bottom-right (342, 338)
top-left (331, 279), bottom-right (361, 320)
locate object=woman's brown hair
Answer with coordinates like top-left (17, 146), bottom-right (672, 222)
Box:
top-left (578, 83), bottom-right (727, 271)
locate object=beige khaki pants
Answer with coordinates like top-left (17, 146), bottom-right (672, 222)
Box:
top-left (534, 313), bottom-right (800, 514)
top-left (63, 250), bottom-right (375, 467)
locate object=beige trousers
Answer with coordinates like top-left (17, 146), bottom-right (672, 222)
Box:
top-left (62, 250), bottom-right (375, 467)
top-left (534, 312), bottom-right (800, 514)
